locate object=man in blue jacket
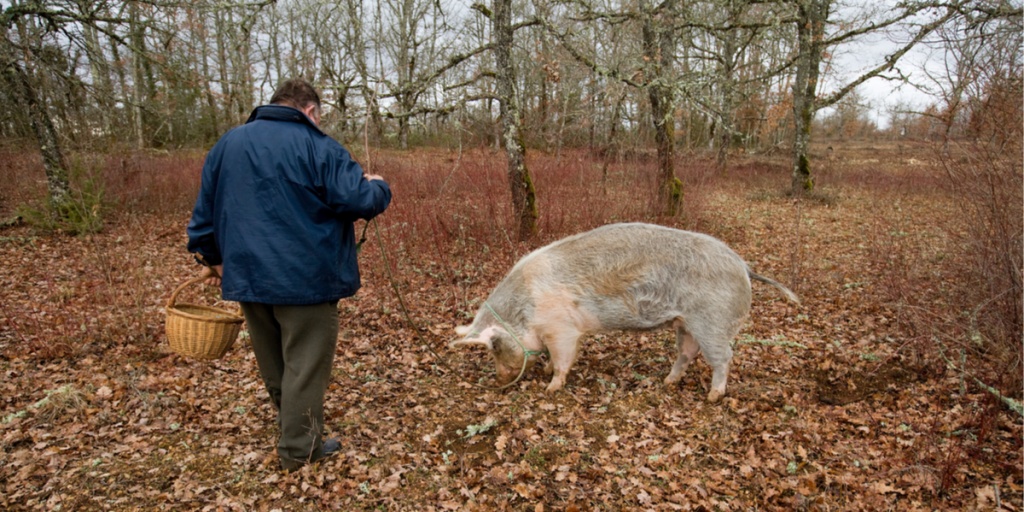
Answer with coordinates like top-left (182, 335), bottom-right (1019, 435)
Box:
top-left (187, 78), bottom-right (391, 471)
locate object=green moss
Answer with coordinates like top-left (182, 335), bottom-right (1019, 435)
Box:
top-left (795, 154), bottom-right (815, 193)
top-left (663, 176), bottom-right (683, 216)
top-left (522, 164), bottom-right (538, 220)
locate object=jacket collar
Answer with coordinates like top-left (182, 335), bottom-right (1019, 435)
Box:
top-left (245, 104), bottom-right (325, 135)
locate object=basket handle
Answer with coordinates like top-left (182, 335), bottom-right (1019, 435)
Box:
top-left (167, 277), bottom-right (214, 309)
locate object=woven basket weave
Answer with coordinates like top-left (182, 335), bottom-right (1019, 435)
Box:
top-left (165, 277), bottom-right (243, 360)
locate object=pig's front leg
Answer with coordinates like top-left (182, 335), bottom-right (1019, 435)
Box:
top-left (539, 327), bottom-right (582, 392)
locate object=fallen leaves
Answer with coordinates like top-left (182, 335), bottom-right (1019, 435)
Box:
top-left (0, 146), bottom-right (1021, 510)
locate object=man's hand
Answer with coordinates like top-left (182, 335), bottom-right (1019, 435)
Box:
top-left (365, 174), bottom-right (384, 182)
top-left (200, 265), bottom-right (223, 286)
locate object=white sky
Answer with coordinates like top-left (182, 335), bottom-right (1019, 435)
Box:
top-left (819, 0), bottom-right (948, 129)
top-left (828, 39), bottom-right (938, 129)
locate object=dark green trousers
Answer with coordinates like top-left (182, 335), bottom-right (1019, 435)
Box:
top-left (240, 301), bottom-right (338, 469)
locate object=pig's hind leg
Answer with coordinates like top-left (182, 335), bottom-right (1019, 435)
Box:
top-left (688, 322), bottom-right (735, 403)
top-left (664, 319), bottom-right (700, 385)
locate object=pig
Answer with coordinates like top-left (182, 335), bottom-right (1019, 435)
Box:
top-left (449, 222), bottom-right (799, 402)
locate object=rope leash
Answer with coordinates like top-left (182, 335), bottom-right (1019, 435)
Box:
top-left (369, 218), bottom-right (543, 391)
top-left (483, 302), bottom-right (548, 360)
top-left (355, 220), bottom-right (370, 253)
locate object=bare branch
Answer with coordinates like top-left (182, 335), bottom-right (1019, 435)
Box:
top-left (818, 3), bottom-right (965, 109)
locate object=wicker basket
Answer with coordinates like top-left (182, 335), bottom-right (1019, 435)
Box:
top-left (165, 277), bottom-right (244, 360)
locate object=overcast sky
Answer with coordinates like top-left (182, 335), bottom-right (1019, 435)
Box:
top-left (818, 0), bottom-right (952, 129)
top-left (829, 40), bottom-right (940, 129)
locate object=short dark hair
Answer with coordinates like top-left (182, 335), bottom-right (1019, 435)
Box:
top-left (270, 78), bottom-right (321, 111)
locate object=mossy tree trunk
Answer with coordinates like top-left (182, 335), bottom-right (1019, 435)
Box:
top-left (642, 1), bottom-right (682, 216)
top-left (4, 46), bottom-right (70, 210)
top-left (790, 0), bottom-right (828, 195)
top-left (494, 0), bottom-right (538, 241)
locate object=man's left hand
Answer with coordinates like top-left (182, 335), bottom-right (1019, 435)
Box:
top-left (200, 265), bottom-right (223, 287)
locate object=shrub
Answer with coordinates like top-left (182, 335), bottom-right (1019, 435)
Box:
top-left (17, 159), bottom-right (105, 235)
top-left (940, 74), bottom-right (1023, 393)
top-left (940, 140), bottom-right (1023, 389)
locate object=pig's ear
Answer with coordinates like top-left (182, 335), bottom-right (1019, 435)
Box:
top-left (448, 325), bottom-right (502, 349)
top-left (449, 336), bottom-right (493, 350)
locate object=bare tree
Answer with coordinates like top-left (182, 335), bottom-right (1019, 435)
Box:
top-left (337, 0), bottom-right (386, 142)
top-left (1, 0), bottom-right (116, 211)
top-left (785, 0), bottom-right (966, 194)
top-left (642, 0), bottom-right (684, 216)
top-left (379, 0), bottom-right (429, 148)
top-left (910, 1), bottom-right (1023, 145)
top-left (3, 47), bottom-right (70, 209)
top-left (191, 5), bottom-right (222, 141)
top-left (542, 0), bottom-right (687, 216)
top-left (491, 0), bottom-right (538, 240)
top-left (696, 0), bottom-right (780, 168)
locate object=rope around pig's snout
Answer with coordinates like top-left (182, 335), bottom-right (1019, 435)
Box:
top-left (483, 302), bottom-right (548, 389)
top-left (371, 218), bottom-right (542, 391)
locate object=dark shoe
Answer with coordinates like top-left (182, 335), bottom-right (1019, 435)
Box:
top-left (280, 438), bottom-right (341, 472)
top-left (280, 456), bottom-right (307, 472)
top-left (322, 438), bottom-right (341, 456)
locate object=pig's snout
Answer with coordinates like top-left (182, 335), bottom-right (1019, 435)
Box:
top-left (495, 360), bottom-right (526, 385)
top-left (495, 366), bottom-right (518, 385)
top-left (494, 353), bottom-right (540, 385)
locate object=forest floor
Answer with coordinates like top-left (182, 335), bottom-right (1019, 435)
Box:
top-left (0, 141), bottom-right (1021, 510)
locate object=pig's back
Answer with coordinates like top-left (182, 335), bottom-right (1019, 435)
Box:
top-left (540, 223), bottom-right (751, 330)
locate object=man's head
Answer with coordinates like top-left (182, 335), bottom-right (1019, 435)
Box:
top-left (270, 78), bottom-right (322, 125)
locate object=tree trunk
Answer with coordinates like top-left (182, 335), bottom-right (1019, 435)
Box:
top-left (214, 9), bottom-right (236, 124)
top-left (233, 22), bottom-right (255, 122)
top-left (395, 0), bottom-right (414, 150)
top-left (84, 24), bottom-right (114, 138)
top-left (716, 27), bottom-right (738, 170)
top-left (129, 3), bottom-right (146, 149)
top-left (108, 32), bottom-right (130, 141)
top-left (493, 0), bottom-right (537, 241)
top-left (194, 8), bottom-right (220, 141)
top-left (642, 3), bottom-right (681, 216)
top-left (6, 56), bottom-right (70, 209)
top-left (790, 0), bottom-right (828, 195)
top-left (398, 115), bottom-right (409, 149)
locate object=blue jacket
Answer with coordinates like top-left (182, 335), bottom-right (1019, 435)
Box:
top-left (187, 105), bottom-right (391, 305)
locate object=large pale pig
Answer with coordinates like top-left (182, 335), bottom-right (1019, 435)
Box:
top-left (450, 222), bottom-right (799, 402)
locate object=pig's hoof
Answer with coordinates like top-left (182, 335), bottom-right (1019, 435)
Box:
top-left (664, 374), bottom-right (681, 385)
top-left (706, 390), bottom-right (725, 403)
top-left (545, 381), bottom-right (564, 393)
